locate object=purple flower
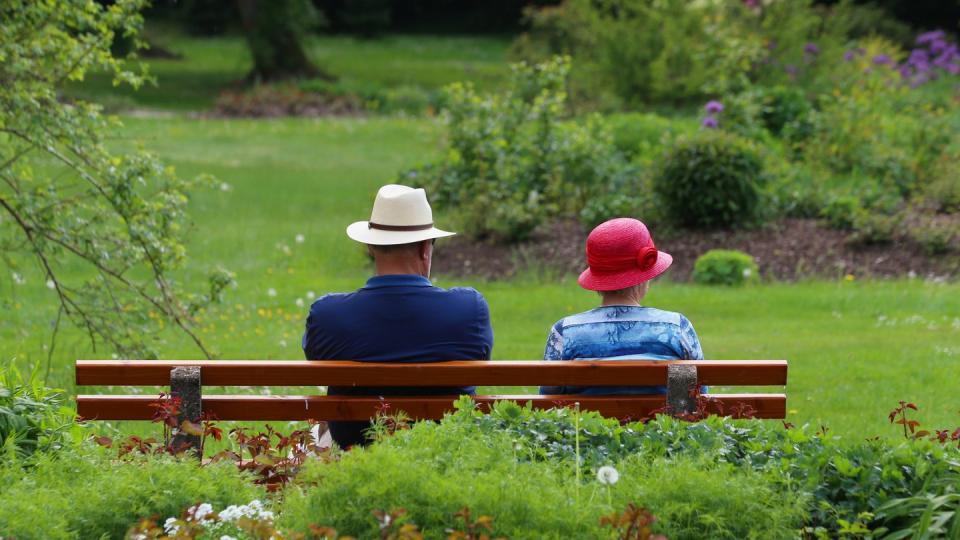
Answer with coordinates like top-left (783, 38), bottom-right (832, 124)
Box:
top-left (908, 49), bottom-right (929, 64)
top-left (916, 30), bottom-right (946, 46)
top-left (704, 100), bottom-right (724, 114)
top-left (743, 0), bottom-right (759, 7)
top-left (872, 54), bottom-right (892, 66)
top-left (784, 64), bottom-right (798, 75)
top-left (702, 116), bottom-right (718, 129)
top-left (804, 42), bottom-right (820, 55)
top-left (843, 50), bottom-right (856, 62)
top-left (930, 39), bottom-right (947, 54)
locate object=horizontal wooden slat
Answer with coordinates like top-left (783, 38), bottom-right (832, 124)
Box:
top-left (76, 393), bottom-right (786, 421)
top-left (76, 360), bottom-right (787, 387)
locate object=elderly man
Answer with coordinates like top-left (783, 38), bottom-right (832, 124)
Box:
top-left (302, 184), bottom-right (494, 448)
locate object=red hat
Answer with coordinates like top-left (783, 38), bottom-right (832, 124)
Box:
top-left (578, 218), bottom-right (673, 291)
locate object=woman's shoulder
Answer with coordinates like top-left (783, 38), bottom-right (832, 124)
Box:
top-left (557, 306), bottom-right (689, 329)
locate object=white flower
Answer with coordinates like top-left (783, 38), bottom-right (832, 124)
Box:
top-left (267, 288), bottom-right (277, 297)
top-left (46, 279), bottom-right (56, 290)
top-left (163, 517), bottom-right (179, 535)
top-left (295, 298), bottom-right (305, 308)
top-left (11, 272), bottom-right (24, 285)
top-left (220, 182), bottom-right (232, 192)
top-left (295, 234), bottom-right (305, 244)
top-left (306, 291), bottom-right (316, 300)
top-left (742, 268), bottom-right (752, 278)
top-left (597, 466), bottom-right (619, 485)
top-left (220, 536), bottom-right (238, 540)
top-left (219, 505), bottom-right (242, 522)
top-left (279, 339), bottom-right (288, 348)
top-left (192, 502), bottom-right (214, 522)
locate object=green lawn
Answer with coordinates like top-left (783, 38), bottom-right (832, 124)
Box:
top-left (2, 115), bottom-right (959, 440)
top-left (66, 32), bottom-right (510, 111)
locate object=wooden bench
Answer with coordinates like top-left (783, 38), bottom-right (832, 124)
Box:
top-left (76, 359), bottom-right (788, 452)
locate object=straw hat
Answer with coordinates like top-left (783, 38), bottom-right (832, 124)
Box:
top-left (346, 184), bottom-right (455, 245)
top-left (578, 218), bottom-right (673, 291)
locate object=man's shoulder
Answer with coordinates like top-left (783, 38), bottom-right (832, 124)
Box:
top-left (308, 292), bottom-right (354, 314)
top-left (439, 285), bottom-right (486, 301)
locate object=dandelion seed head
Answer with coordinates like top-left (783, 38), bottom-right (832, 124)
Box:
top-left (267, 288), bottom-right (277, 297)
top-left (597, 465), bottom-right (620, 485)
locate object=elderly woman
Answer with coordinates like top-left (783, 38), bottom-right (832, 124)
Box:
top-left (540, 218), bottom-right (703, 395)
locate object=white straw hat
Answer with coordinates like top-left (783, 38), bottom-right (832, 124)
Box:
top-left (346, 184), bottom-right (455, 245)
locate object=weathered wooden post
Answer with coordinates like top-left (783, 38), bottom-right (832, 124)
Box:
top-left (170, 366), bottom-right (202, 457)
top-left (667, 364), bottom-right (698, 416)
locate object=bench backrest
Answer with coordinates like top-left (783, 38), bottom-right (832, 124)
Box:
top-left (76, 359), bottom-right (788, 421)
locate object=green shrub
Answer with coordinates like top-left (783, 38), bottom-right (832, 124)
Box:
top-left (692, 249), bottom-right (759, 286)
top-left (579, 192), bottom-right (645, 231)
top-left (653, 131), bottom-right (767, 229)
top-left (921, 156), bottom-right (960, 214)
top-left (606, 112), bottom-right (698, 159)
top-left (820, 196), bottom-right (863, 231)
top-left (848, 212), bottom-right (896, 246)
top-left (909, 220), bottom-right (957, 255)
top-left (726, 85), bottom-right (814, 140)
top-left (406, 56), bottom-right (637, 242)
top-left (0, 364), bottom-right (76, 459)
top-left (279, 411), bottom-right (805, 539)
top-left (0, 445), bottom-right (264, 539)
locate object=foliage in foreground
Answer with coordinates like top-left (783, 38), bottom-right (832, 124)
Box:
top-left (0, 363), bottom-right (77, 459)
top-left (2, 394), bottom-right (958, 539)
top-left (280, 419), bottom-right (805, 539)
top-left (0, 0), bottom-right (231, 358)
top-left (0, 444), bottom-right (264, 539)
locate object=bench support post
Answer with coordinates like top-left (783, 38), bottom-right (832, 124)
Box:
top-left (170, 366), bottom-right (202, 458)
top-left (667, 364), bottom-right (697, 416)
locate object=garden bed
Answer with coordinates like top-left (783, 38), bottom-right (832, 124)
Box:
top-left (433, 217), bottom-right (960, 282)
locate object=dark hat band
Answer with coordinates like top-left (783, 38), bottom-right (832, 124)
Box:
top-left (368, 222), bottom-right (434, 231)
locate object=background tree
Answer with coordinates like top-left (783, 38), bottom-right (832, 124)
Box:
top-left (236, 0), bottom-right (332, 82)
top-left (0, 0), bottom-right (232, 359)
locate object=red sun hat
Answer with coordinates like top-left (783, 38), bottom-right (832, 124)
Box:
top-left (578, 218), bottom-right (673, 291)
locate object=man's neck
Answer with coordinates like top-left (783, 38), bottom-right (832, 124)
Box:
top-left (374, 261), bottom-right (428, 278)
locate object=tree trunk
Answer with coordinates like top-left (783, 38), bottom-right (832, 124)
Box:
top-left (236, 0), bottom-right (333, 82)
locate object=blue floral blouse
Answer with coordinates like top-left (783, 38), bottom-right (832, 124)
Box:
top-left (539, 305), bottom-right (704, 395)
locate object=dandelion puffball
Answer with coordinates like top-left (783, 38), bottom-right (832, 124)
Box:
top-left (597, 465), bottom-right (619, 485)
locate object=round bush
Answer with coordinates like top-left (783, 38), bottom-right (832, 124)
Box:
top-left (653, 131), bottom-right (766, 229)
top-left (693, 249), bottom-right (759, 286)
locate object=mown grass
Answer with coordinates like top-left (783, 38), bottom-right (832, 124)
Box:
top-left (66, 31), bottom-right (509, 111)
top-left (2, 115), bottom-right (958, 440)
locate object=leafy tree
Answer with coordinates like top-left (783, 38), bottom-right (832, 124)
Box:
top-left (0, 0), bottom-right (231, 359)
top-left (236, 0), bottom-right (332, 82)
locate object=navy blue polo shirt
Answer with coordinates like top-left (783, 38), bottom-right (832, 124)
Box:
top-left (302, 274), bottom-right (494, 447)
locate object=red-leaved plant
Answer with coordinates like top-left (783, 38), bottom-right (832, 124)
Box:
top-left (599, 503), bottom-right (667, 540)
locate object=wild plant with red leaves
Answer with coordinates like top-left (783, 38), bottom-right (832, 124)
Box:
top-left (212, 422), bottom-right (331, 487)
top-left (599, 503), bottom-right (666, 540)
top-left (372, 508), bottom-right (422, 540)
top-left (888, 401), bottom-right (960, 448)
top-left (445, 506), bottom-right (505, 540)
top-left (148, 392), bottom-right (182, 449)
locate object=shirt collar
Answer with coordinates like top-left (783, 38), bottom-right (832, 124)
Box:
top-left (362, 274), bottom-right (433, 290)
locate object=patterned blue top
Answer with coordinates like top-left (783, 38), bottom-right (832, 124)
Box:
top-left (539, 306), bottom-right (703, 395)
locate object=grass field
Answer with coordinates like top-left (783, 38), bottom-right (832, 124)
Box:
top-left (67, 31), bottom-right (510, 111)
top-left (2, 113), bottom-right (959, 440)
